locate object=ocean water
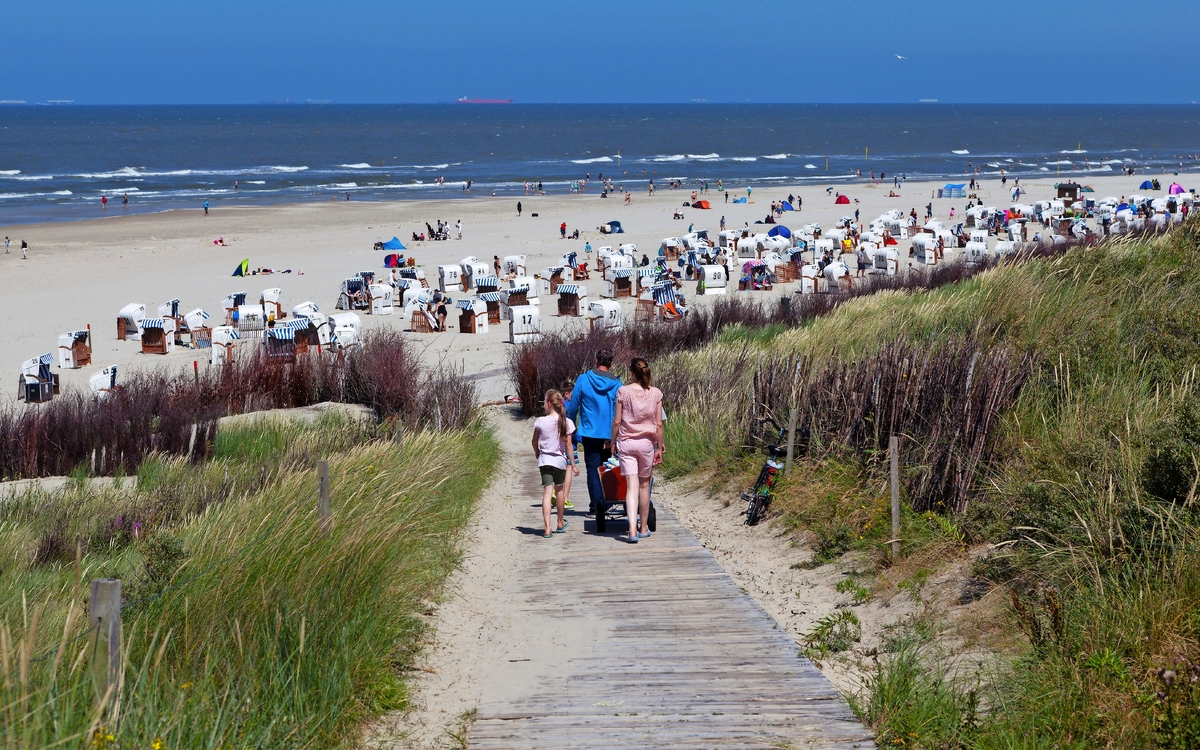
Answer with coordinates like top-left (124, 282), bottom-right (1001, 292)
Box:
top-left (1, 104), bottom-right (1197, 223)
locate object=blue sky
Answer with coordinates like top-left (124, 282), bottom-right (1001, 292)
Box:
top-left (4, 1), bottom-right (1197, 104)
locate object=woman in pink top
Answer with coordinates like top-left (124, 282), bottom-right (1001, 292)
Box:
top-left (611, 358), bottom-right (663, 543)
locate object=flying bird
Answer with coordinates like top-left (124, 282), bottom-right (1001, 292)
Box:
top-left (894, 54), bottom-right (908, 60)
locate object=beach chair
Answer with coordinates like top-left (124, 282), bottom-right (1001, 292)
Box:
top-left (479, 291), bottom-right (502, 324)
top-left (410, 308), bottom-right (436, 333)
top-left (139, 318), bottom-right (177, 355)
top-left (260, 288), bottom-right (286, 321)
top-left (698, 265), bottom-right (727, 295)
top-left (117, 303), bottom-right (145, 341)
top-left (635, 297), bottom-right (656, 323)
top-left (89, 365), bottom-right (118, 401)
top-left (58, 329), bottom-right (92, 369)
top-left (438, 265), bottom-right (463, 293)
top-left (589, 299), bottom-right (622, 331)
top-left (504, 254), bottom-right (528, 277)
top-left (157, 299), bottom-right (187, 342)
top-left (184, 308), bottom-right (212, 348)
top-left (605, 268), bottom-right (633, 298)
top-left (508, 305), bottom-right (542, 344)
top-left (460, 257), bottom-right (490, 291)
top-left (19, 353), bottom-right (58, 403)
top-left (556, 284), bottom-right (587, 317)
top-left (474, 275), bottom-right (500, 295)
top-left (457, 298), bottom-right (488, 333)
top-left (221, 292), bottom-right (247, 325)
top-left (368, 284), bottom-right (394, 315)
top-left (500, 286), bottom-right (530, 322)
top-left (211, 326), bottom-right (239, 365)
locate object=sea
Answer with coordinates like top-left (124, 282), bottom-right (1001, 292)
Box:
top-left (1, 104), bottom-right (1197, 224)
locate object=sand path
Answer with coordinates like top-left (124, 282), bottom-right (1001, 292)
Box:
top-left (370, 405), bottom-right (873, 749)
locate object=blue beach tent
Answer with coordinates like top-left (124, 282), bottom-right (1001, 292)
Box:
top-left (780, 201), bottom-right (794, 211)
top-left (381, 237), bottom-right (406, 251)
top-left (1139, 180), bottom-right (1154, 190)
top-left (943, 184), bottom-right (967, 199)
top-left (732, 197), bottom-right (748, 204)
top-left (767, 225), bottom-right (791, 239)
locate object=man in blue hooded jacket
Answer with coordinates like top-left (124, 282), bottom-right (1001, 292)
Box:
top-left (566, 348), bottom-right (622, 514)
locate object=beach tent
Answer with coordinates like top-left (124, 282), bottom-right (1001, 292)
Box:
top-left (384, 253), bottom-right (404, 268)
top-left (601, 220), bottom-right (624, 234)
top-left (835, 195), bottom-right (850, 205)
top-left (1081, 185), bottom-right (1095, 193)
top-left (1169, 183), bottom-right (1185, 195)
top-left (780, 201), bottom-right (794, 211)
top-left (1140, 180), bottom-right (1154, 190)
top-left (692, 199), bottom-right (711, 209)
top-left (943, 184), bottom-right (967, 199)
top-left (732, 197), bottom-right (747, 204)
top-left (232, 259), bottom-right (249, 277)
top-left (767, 225), bottom-right (791, 239)
top-left (381, 237), bottom-right (406, 251)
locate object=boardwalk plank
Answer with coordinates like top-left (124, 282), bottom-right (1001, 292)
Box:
top-left (470, 467), bottom-right (875, 749)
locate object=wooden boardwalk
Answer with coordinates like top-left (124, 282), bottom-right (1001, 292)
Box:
top-left (469, 464), bottom-right (875, 749)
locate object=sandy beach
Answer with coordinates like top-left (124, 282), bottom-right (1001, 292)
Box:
top-left (0, 172), bottom-right (1161, 403)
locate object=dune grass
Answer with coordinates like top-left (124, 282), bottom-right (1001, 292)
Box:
top-left (0, 414), bottom-right (499, 748)
top-left (650, 222), bottom-right (1200, 747)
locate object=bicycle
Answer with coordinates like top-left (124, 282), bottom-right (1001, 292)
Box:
top-left (743, 417), bottom-right (789, 526)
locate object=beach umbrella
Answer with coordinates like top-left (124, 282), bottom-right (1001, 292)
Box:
top-left (231, 259), bottom-right (249, 277)
top-left (767, 225), bottom-right (791, 239)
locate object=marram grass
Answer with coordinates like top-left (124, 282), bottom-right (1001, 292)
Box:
top-left (0, 422), bottom-right (499, 749)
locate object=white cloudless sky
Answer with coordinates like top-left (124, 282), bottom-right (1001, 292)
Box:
top-left (3, 0), bottom-right (1198, 104)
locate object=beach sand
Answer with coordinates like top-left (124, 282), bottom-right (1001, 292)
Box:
top-left (0, 172), bottom-right (1146, 403)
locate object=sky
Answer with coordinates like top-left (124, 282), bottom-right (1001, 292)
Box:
top-left (3, 1), bottom-right (1198, 105)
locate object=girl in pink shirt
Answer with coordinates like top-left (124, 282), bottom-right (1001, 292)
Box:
top-left (532, 389), bottom-right (577, 538)
top-left (611, 358), bottom-right (663, 543)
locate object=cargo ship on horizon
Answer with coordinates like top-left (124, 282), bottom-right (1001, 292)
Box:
top-left (457, 96), bottom-right (513, 104)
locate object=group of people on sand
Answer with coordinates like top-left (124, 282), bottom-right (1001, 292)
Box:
top-left (532, 348), bottom-right (664, 543)
top-left (413, 219), bottom-right (462, 242)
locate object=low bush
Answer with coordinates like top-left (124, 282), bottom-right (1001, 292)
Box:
top-left (0, 330), bottom-right (475, 480)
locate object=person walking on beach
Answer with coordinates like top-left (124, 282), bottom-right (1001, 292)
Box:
top-left (493, 255), bottom-right (502, 276)
top-left (856, 245), bottom-right (868, 278)
top-left (533, 390), bottom-right (578, 538)
top-left (456, 219), bottom-right (463, 240)
top-left (720, 216), bottom-right (726, 231)
top-left (566, 348), bottom-right (622, 516)
top-left (3, 237), bottom-right (8, 254)
top-left (560, 222), bottom-right (567, 239)
top-left (203, 200), bottom-right (210, 216)
top-left (517, 201), bottom-right (522, 217)
top-left (611, 358), bottom-right (663, 543)
top-left (585, 241), bottom-right (592, 258)
top-left (20, 240), bottom-right (28, 259)
top-left (101, 195), bottom-right (107, 209)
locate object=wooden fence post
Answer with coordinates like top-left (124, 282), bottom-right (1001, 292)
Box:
top-left (317, 460), bottom-right (330, 537)
top-left (889, 436), bottom-right (900, 561)
top-left (88, 578), bottom-right (122, 710)
top-left (785, 407), bottom-right (798, 473)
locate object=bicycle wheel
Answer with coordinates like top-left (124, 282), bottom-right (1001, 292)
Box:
top-left (746, 489), bottom-right (766, 526)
